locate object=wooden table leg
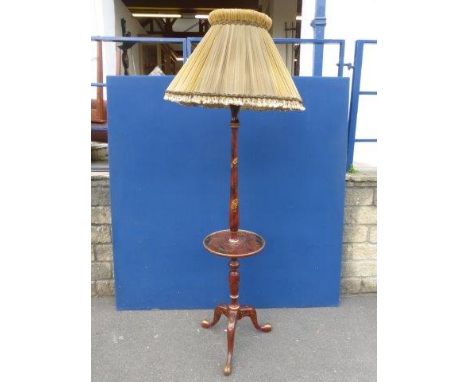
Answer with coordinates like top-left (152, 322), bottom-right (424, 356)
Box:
top-left (224, 310), bottom-right (238, 376)
top-left (201, 257), bottom-right (272, 376)
top-left (201, 304), bottom-right (228, 328)
top-left (240, 305), bottom-right (272, 332)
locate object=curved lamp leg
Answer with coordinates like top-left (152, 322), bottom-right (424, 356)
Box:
top-left (223, 310), bottom-right (238, 376)
top-left (201, 304), bottom-right (228, 329)
top-left (241, 306), bottom-right (272, 332)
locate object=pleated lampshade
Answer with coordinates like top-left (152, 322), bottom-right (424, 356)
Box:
top-left (164, 8), bottom-right (305, 111)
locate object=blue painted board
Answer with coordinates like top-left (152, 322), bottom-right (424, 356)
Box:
top-left (106, 76), bottom-right (349, 310)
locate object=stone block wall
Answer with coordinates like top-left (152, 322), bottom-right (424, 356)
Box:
top-left (91, 171), bottom-right (377, 296)
top-left (91, 174), bottom-right (114, 296)
top-left (341, 172), bottom-right (377, 293)
top-left (91, 143), bottom-right (108, 162)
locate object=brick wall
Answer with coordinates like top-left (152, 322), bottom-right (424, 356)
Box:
top-left (91, 171), bottom-right (377, 296)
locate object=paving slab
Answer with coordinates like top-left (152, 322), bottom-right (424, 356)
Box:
top-left (92, 295), bottom-right (376, 382)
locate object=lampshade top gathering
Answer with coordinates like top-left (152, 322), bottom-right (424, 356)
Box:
top-left (164, 9), bottom-right (305, 111)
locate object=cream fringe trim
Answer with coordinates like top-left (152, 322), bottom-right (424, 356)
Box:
top-left (164, 92), bottom-right (305, 111)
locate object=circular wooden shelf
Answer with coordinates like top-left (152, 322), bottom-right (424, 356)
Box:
top-left (203, 229), bottom-right (265, 258)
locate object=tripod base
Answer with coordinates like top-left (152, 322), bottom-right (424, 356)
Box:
top-left (201, 254), bottom-right (271, 376)
top-left (202, 304), bottom-right (271, 376)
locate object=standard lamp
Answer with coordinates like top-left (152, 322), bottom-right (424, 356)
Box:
top-left (164, 8), bottom-right (304, 375)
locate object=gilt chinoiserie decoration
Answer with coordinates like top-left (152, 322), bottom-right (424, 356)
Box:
top-left (164, 8), bottom-right (304, 376)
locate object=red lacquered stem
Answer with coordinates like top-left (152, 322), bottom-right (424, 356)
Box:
top-left (229, 105), bottom-right (240, 239)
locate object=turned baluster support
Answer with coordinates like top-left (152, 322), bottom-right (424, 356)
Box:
top-left (228, 259), bottom-right (240, 308)
top-left (201, 106), bottom-right (271, 376)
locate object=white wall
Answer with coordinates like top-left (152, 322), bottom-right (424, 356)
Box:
top-left (91, 0), bottom-right (116, 99)
top-left (299, 0), bottom-right (377, 167)
top-left (323, 0), bottom-right (377, 167)
top-left (269, 0), bottom-right (297, 72)
top-left (113, 0), bottom-right (147, 75)
top-left (299, 0), bottom-right (315, 76)
top-left (91, 0), bottom-right (148, 100)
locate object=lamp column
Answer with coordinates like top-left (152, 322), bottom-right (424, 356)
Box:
top-left (229, 105), bottom-right (240, 240)
top-left (201, 105), bottom-right (272, 376)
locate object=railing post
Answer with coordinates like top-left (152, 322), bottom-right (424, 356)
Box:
top-left (186, 37), bottom-right (202, 59)
top-left (347, 41), bottom-right (364, 170)
top-left (186, 38), bottom-right (193, 58)
top-left (346, 40), bottom-right (377, 170)
top-left (182, 38), bottom-right (188, 62)
top-left (312, 0), bottom-right (327, 76)
top-left (337, 41), bottom-right (345, 77)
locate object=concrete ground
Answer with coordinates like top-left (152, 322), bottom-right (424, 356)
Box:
top-left (92, 295), bottom-right (376, 382)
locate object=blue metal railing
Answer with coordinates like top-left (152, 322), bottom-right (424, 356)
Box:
top-left (91, 36), bottom-right (376, 170)
top-left (186, 37), bottom-right (201, 57)
top-left (274, 38), bottom-right (345, 77)
top-left (346, 40), bottom-right (377, 170)
top-left (92, 36), bottom-right (345, 81)
top-left (91, 36), bottom-right (188, 87)
top-left (312, 0), bottom-right (327, 76)
top-left (187, 37), bottom-right (345, 77)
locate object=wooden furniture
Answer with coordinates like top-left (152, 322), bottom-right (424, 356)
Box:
top-left (163, 9), bottom-right (304, 376)
top-left (201, 106), bottom-right (271, 376)
top-left (91, 40), bottom-right (107, 125)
